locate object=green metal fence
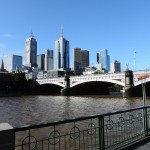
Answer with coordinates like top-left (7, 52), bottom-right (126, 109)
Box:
top-left (14, 106), bottom-right (150, 150)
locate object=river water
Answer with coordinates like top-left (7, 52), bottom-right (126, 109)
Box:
top-left (0, 95), bottom-right (149, 127)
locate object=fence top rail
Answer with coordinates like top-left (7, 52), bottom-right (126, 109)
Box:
top-left (14, 105), bottom-right (150, 132)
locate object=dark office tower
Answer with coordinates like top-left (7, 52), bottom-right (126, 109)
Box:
top-left (54, 29), bottom-right (70, 70)
top-left (25, 32), bottom-right (37, 67)
top-left (97, 53), bottom-right (99, 64)
top-left (81, 50), bottom-right (89, 68)
top-left (37, 54), bottom-right (45, 71)
top-left (73, 48), bottom-right (89, 74)
top-left (73, 48), bottom-right (82, 74)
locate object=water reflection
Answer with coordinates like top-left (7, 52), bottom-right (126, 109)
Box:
top-left (0, 95), bottom-right (149, 127)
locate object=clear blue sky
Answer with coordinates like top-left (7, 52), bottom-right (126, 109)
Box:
top-left (0, 0), bottom-right (150, 71)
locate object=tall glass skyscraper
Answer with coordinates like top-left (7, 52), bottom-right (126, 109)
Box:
top-left (99, 49), bottom-right (110, 71)
top-left (54, 32), bottom-right (69, 70)
top-left (45, 49), bottom-right (54, 71)
top-left (25, 32), bottom-right (37, 67)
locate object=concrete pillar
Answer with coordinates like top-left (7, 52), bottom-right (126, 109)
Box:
top-left (61, 75), bottom-right (71, 96)
top-left (0, 123), bottom-right (14, 150)
top-left (123, 69), bottom-right (134, 98)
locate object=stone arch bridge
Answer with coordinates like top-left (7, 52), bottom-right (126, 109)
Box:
top-left (36, 71), bottom-right (150, 88)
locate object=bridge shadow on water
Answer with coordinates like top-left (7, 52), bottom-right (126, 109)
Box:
top-left (32, 81), bottom-right (114, 96)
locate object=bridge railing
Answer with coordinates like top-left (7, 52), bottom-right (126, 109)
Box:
top-left (13, 105), bottom-right (150, 150)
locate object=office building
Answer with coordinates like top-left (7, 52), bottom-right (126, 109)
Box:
top-left (73, 48), bottom-right (89, 74)
top-left (99, 49), bottom-right (110, 71)
top-left (73, 48), bottom-right (82, 74)
top-left (54, 31), bottom-right (69, 70)
top-left (25, 32), bottom-right (37, 67)
top-left (97, 53), bottom-right (99, 64)
top-left (81, 50), bottom-right (89, 68)
top-left (37, 54), bottom-right (45, 71)
top-left (45, 49), bottom-right (54, 71)
top-left (111, 60), bottom-right (121, 73)
top-left (3, 55), bottom-right (22, 72)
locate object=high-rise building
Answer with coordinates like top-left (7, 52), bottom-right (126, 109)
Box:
top-left (3, 55), bottom-right (22, 72)
top-left (81, 50), bottom-right (89, 68)
top-left (25, 32), bottom-right (37, 67)
top-left (73, 48), bottom-right (82, 74)
top-left (99, 49), bottom-right (110, 71)
top-left (97, 53), bottom-right (99, 64)
top-left (111, 60), bottom-right (121, 73)
top-left (73, 48), bottom-right (89, 74)
top-left (37, 54), bottom-right (45, 71)
top-left (54, 31), bottom-right (69, 70)
top-left (45, 49), bottom-right (54, 71)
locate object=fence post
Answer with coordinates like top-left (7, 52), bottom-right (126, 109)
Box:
top-left (143, 107), bottom-right (148, 137)
top-left (0, 123), bottom-right (14, 150)
top-left (99, 116), bottom-right (105, 150)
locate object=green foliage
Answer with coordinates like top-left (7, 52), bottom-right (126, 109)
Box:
top-left (114, 84), bottom-right (123, 91)
top-left (94, 70), bottom-right (105, 74)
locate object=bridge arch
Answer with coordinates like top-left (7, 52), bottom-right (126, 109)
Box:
top-left (70, 78), bottom-right (124, 88)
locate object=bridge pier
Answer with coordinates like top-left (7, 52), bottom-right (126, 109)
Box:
top-left (123, 68), bottom-right (134, 98)
top-left (61, 75), bottom-right (71, 96)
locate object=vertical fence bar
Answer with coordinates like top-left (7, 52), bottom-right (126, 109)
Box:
top-left (98, 116), bottom-right (105, 150)
top-left (143, 107), bottom-right (148, 137)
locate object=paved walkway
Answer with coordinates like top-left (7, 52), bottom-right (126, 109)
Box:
top-left (134, 141), bottom-right (150, 150)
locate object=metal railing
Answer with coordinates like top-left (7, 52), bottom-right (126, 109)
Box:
top-left (14, 106), bottom-right (150, 150)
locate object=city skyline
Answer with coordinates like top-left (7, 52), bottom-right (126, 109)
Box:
top-left (0, 0), bottom-right (150, 71)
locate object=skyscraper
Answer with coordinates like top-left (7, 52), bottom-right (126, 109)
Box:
top-left (111, 60), bottom-right (121, 73)
top-left (54, 31), bottom-right (69, 70)
top-left (45, 49), bottom-right (54, 71)
top-left (73, 48), bottom-right (89, 74)
top-left (3, 55), bottom-right (22, 72)
top-left (99, 49), bottom-right (110, 71)
top-left (81, 50), bottom-right (89, 68)
top-left (73, 48), bottom-right (82, 74)
top-left (37, 54), bottom-right (45, 71)
top-left (25, 32), bottom-right (37, 67)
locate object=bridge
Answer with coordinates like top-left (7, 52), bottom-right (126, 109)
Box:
top-left (36, 70), bottom-right (150, 88)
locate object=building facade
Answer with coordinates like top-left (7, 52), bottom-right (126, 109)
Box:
top-left (73, 48), bottom-right (89, 74)
top-left (99, 49), bottom-right (110, 71)
top-left (111, 60), bottom-right (121, 73)
top-left (45, 49), bottom-right (54, 71)
top-left (73, 48), bottom-right (82, 74)
top-left (81, 50), bottom-right (89, 68)
top-left (25, 32), bottom-right (37, 67)
top-left (37, 54), bottom-right (45, 71)
top-left (3, 55), bottom-right (22, 72)
top-left (54, 33), bottom-right (69, 70)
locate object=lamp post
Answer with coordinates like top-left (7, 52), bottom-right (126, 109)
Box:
top-left (142, 79), bottom-right (146, 106)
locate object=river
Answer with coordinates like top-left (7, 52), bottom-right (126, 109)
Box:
top-left (0, 95), bottom-right (149, 127)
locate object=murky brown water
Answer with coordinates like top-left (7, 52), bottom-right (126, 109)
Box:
top-left (0, 95), bottom-right (149, 127)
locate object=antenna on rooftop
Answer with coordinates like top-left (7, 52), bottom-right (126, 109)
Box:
top-left (61, 24), bottom-right (64, 37)
top-left (134, 51), bottom-right (136, 71)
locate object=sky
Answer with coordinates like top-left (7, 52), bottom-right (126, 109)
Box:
top-left (0, 0), bottom-right (150, 71)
